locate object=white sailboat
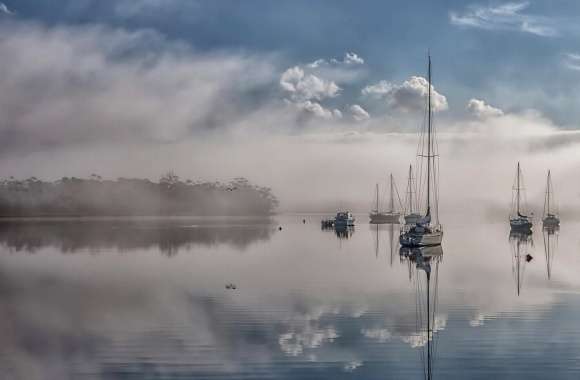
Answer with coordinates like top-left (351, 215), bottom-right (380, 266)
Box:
top-left (370, 174), bottom-right (400, 224)
top-left (404, 164), bottom-right (421, 225)
top-left (400, 54), bottom-right (443, 247)
top-left (509, 162), bottom-right (532, 232)
top-left (542, 170), bottom-right (560, 228)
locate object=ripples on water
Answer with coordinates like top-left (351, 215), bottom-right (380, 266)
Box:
top-left (0, 215), bottom-right (579, 379)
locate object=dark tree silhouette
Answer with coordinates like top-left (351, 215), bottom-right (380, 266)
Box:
top-left (0, 175), bottom-right (278, 217)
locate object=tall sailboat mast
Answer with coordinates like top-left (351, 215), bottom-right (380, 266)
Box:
top-left (375, 183), bottom-right (380, 213)
top-left (389, 174), bottom-right (394, 213)
top-left (546, 170), bottom-right (551, 215)
top-left (426, 55), bottom-right (432, 218)
top-left (408, 165), bottom-right (414, 214)
top-left (516, 162), bottom-right (521, 215)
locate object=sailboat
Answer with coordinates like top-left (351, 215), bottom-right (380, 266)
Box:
top-left (404, 164), bottom-right (422, 225)
top-left (542, 170), bottom-right (560, 227)
top-left (509, 162), bottom-right (532, 232)
top-left (370, 174), bottom-right (401, 224)
top-left (400, 55), bottom-right (443, 247)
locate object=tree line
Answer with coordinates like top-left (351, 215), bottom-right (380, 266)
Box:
top-left (0, 173), bottom-right (278, 217)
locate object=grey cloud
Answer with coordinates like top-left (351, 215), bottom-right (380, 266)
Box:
top-left (563, 53), bottom-right (580, 71)
top-left (0, 21), bottom-right (277, 153)
top-left (0, 2), bottom-right (12, 15)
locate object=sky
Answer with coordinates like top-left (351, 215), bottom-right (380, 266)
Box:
top-left (1, 0), bottom-right (580, 212)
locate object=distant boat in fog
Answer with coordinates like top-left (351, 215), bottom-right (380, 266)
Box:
top-left (404, 164), bottom-right (421, 225)
top-left (542, 170), bottom-right (560, 228)
top-left (334, 211), bottom-right (355, 227)
top-left (370, 174), bottom-right (401, 224)
top-left (400, 54), bottom-right (443, 248)
top-left (509, 162), bottom-right (533, 233)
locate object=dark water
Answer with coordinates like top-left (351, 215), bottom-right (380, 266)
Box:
top-left (0, 215), bottom-right (578, 379)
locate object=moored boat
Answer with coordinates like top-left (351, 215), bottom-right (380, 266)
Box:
top-left (400, 54), bottom-right (443, 248)
top-left (509, 162), bottom-right (532, 232)
top-left (403, 164), bottom-right (421, 225)
top-left (334, 211), bottom-right (355, 227)
top-left (542, 170), bottom-right (560, 228)
top-left (370, 174), bottom-right (401, 224)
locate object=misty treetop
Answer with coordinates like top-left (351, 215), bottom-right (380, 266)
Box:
top-left (0, 173), bottom-right (278, 217)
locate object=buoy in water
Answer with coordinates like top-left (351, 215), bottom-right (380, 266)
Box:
top-left (525, 254), bottom-right (533, 262)
top-left (278, 226), bottom-right (282, 231)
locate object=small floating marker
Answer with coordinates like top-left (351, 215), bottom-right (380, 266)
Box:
top-left (278, 226), bottom-right (283, 231)
top-left (526, 254), bottom-right (533, 262)
top-left (303, 219), bottom-right (306, 224)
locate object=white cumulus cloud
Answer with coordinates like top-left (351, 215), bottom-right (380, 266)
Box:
top-left (361, 80), bottom-right (392, 98)
top-left (350, 104), bottom-right (370, 121)
top-left (293, 100), bottom-right (342, 120)
top-left (363, 76), bottom-right (448, 113)
top-left (467, 98), bottom-right (504, 118)
top-left (343, 52), bottom-right (364, 65)
top-left (280, 66), bottom-right (341, 102)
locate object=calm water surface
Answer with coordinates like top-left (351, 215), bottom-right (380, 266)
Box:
top-left (0, 215), bottom-right (579, 379)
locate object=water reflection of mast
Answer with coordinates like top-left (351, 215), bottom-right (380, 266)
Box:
top-left (401, 246), bottom-right (443, 380)
top-left (389, 223), bottom-right (395, 267)
top-left (509, 232), bottom-right (533, 296)
top-left (375, 224), bottom-right (380, 258)
top-left (542, 226), bottom-right (559, 280)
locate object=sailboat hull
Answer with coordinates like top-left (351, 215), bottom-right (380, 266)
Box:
top-left (399, 230), bottom-right (443, 247)
top-left (370, 212), bottom-right (400, 224)
top-left (404, 213), bottom-right (422, 225)
top-left (542, 215), bottom-right (559, 227)
top-left (509, 217), bottom-right (532, 231)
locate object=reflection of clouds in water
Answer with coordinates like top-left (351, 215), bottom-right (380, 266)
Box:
top-left (278, 304), bottom-right (341, 356)
top-left (343, 360), bottom-right (363, 372)
top-left (362, 315), bottom-right (447, 348)
top-left (361, 328), bottom-right (392, 342)
top-left (278, 326), bottom-right (339, 356)
top-left (470, 313), bottom-right (486, 327)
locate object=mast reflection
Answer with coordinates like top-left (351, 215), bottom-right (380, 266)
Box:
top-left (370, 223), bottom-right (399, 265)
top-left (509, 230), bottom-right (533, 296)
top-left (400, 245), bottom-right (443, 380)
top-left (542, 225), bottom-right (559, 280)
